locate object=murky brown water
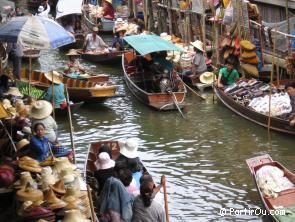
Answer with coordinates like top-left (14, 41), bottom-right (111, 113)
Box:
top-left (25, 44), bottom-right (295, 222)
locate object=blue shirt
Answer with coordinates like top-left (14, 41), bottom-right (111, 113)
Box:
top-left (132, 171), bottom-right (143, 189)
top-left (44, 83), bottom-right (66, 108)
top-left (112, 37), bottom-right (125, 50)
top-left (30, 135), bottom-right (50, 161)
top-left (154, 57), bottom-right (173, 71)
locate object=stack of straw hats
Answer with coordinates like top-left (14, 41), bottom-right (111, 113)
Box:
top-left (18, 156), bottom-right (42, 173)
top-left (239, 40), bottom-right (259, 77)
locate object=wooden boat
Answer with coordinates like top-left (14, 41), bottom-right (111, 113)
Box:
top-left (123, 54), bottom-right (187, 111)
top-left (214, 85), bottom-right (295, 135)
top-left (19, 69), bottom-right (123, 103)
top-left (59, 34), bottom-right (85, 51)
top-left (62, 73), bottom-right (110, 84)
top-left (83, 11), bottom-right (114, 33)
top-left (22, 49), bottom-right (41, 60)
top-left (78, 50), bottom-right (124, 64)
top-left (246, 154), bottom-right (295, 222)
top-left (122, 35), bottom-right (188, 111)
top-left (54, 101), bottom-right (84, 117)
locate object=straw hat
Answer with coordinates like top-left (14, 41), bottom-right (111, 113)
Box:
top-left (160, 33), bottom-right (172, 41)
top-left (22, 126), bottom-right (32, 134)
top-left (240, 40), bottom-right (256, 51)
top-left (14, 171), bottom-right (35, 189)
top-left (16, 184), bottom-right (44, 202)
top-left (119, 138), bottom-right (139, 158)
top-left (190, 40), bottom-right (204, 52)
top-left (104, 0), bottom-right (112, 4)
top-left (240, 51), bottom-right (257, 59)
top-left (46, 188), bottom-right (67, 210)
top-left (40, 167), bottom-right (56, 190)
top-left (19, 156), bottom-right (42, 173)
top-left (29, 100), bottom-right (53, 120)
top-left (38, 6), bottom-right (44, 12)
top-left (240, 63), bottom-right (259, 77)
top-left (2, 99), bottom-right (12, 109)
top-left (17, 104), bottom-right (29, 118)
top-left (66, 49), bottom-right (79, 56)
top-left (92, 27), bottom-right (99, 32)
top-left (62, 209), bottom-right (90, 222)
top-left (62, 186), bottom-right (81, 201)
top-left (50, 180), bottom-right (66, 195)
top-left (16, 139), bottom-right (30, 151)
top-left (98, 152), bottom-right (115, 170)
top-left (116, 26), bottom-right (127, 33)
top-left (4, 87), bottom-right (23, 97)
top-left (199, 72), bottom-right (215, 84)
top-left (45, 71), bottom-right (62, 84)
top-left (240, 56), bottom-right (259, 65)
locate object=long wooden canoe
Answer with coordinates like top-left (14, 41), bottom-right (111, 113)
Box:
top-left (122, 53), bottom-right (187, 111)
top-left (78, 50), bottom-right (124, 64)
top-left (20, 69), bottom-right (122, 103)
top-left (246, 154), bottom-right (295, 222)
top-left (62, 73), bottom-right (110, 84)
top-left (214, 85), bottom-right (295, 135)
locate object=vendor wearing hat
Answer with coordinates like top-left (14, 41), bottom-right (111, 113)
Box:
top-left (217, 59), bottom-right (239, 88)
top-left (84, 27), bottom-right (108, 52)
top-left (112, 27), bottom-right (126, 51)
top-left (44, 71), bottom-right (67, 109)
top-left (36, 1), bottom-right (50, 18)
top-left (190, 40), bottom-right (207, 76)
top-left (64, 49), bottom-right (87, 79)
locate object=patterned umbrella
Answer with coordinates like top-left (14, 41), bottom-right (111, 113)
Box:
top-left (0, 15), bottom-right (74, 49)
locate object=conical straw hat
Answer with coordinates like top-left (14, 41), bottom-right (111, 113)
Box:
top-left (14, 171), bottom-right (35, 189)
top-left (29, 100), bottom-right (53, 120)
top-left (199, 72), bottom-right (215, 84)
top-left (190, 40), bottom-right (204, 52)
top-left (16, 183), bottom-right (43, 202)
top-left (50, 180), bottom-right (66, 195)
top-left (45, 71), bottom-right (62, 84)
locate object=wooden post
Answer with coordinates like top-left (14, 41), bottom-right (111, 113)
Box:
top-left (286, 0), bottom-right (290, 35)
top-left (28, 57), bottom-right (32, 97)
top-left (87, 185), bottom-right (96, 222)
top-left (143, 0), bottom-right (148, 29)
top-left (52, 72), bottom-right (55, 120)
top-left (163, 175), bottom-right (170, 222)
top-left (167, 0), bottom-right (172, 34)
top-left (147, 0), bottom-right (154, 32)
top-left (128, 0), bottom-right (133, 17)
top-left (65, 86), bottom-right (76, 164)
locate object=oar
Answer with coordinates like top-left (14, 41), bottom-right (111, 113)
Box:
top-left (167, 89), bottom-right (185, 118)
top-left (87, 184), bottom-right (96, 222)
top-left (176, 75), bottom-right (206, 100)
top-left (162, 175), bottom-right (170, 222)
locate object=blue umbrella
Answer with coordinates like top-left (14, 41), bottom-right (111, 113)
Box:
top-left (0, 15), bottom-right (75, 49)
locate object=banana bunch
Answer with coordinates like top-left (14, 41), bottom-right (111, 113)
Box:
top-left (16, 82), bottom-right (46, 99)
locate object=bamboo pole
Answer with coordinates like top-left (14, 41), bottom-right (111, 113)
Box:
top-left (87, 185), bottom-right (96, 222)
top-left (167, 0), bottom-right (172, 34)
top-left (286, 0), bottom-right (290, 35)
top-left (28, 57), bottom-right (32, 97)
top-left (267, 26), bottom-right (277, 133)
top-left (0, 120), bottom-right (17, 153)
top-left (65, 86), bottom-right (76, 164)
top-left (147, 0), bottom-right (154, 32)
top-left (52, 72), bottom-right (55, 120)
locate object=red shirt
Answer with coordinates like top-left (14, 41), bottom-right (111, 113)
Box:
top-left (103, 2), bottom-right (114, 19)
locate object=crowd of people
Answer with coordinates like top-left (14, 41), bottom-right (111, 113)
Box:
top-left (93, 138), bottom-right (166, 222)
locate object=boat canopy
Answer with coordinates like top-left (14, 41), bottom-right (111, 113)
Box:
top-left (56, 0), bottom-right (83, 19)
top-left (123, 35), bottom-right (184, 56)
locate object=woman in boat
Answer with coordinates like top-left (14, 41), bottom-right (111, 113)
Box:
top-left (285, 82), bottom-right (295, 126)
top-left (74, 20), bottom-right (83, 34)
top-left (132, 176), bottom-right (166, 222)
top-left (102, 0), bottom-right (115, 20)
top-left (30, 100), bottom-right (58, 144)
top-left (94, 152), bottom-right (115, 195)
top-left (29, 122), bottom-right (50, 161)
top-left (44, 71), bottom-right (67, 109)
top-left (115, 138), bottom-right (143, 173)
top-left (84, 27), bottom-right (109, 52)
top-left (64, 49), bottom-right (87, 79)
top-left (112, 27), bottom-right (126, 51)
top-left (190, 40), bottom-right (207, 77)
top-left (216, 59), bottom-right (239, 88)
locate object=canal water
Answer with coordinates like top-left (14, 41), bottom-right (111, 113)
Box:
top-left (27, 46), bottom-right (295, 222)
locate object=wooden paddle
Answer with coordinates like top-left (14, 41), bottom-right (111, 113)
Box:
top-left (162, 175), bottom-right (170, 222)
top-left (176, 75), bottom-right (206, 100)
top-left (167, 89), bottom-right (185, 119)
